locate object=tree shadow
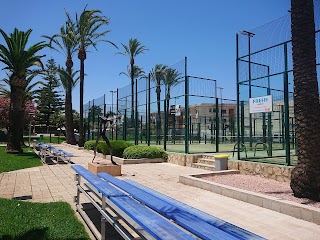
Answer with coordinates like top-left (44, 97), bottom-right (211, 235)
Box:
top-left (1, 227), bottom-right (49, 240)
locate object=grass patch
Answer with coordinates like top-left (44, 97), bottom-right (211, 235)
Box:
top-left (23, 136), bottom-right (66, 144)
top-left (0, 198), bottom-right (89, 240)
top-left (0, 146), bottom-right (42, 173)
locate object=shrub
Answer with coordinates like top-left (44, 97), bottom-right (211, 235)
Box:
top-left (84, 140), bottom-right (99, 150)
top-left (123, 146), bottom-right (168, 159)
top-left (96, 140), bottom-right (133, 157)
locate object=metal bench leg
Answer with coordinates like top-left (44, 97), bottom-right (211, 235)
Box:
top-left (101, 195), bottom-right (106, 240)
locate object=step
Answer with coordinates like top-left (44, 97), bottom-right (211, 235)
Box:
top-left (191, 163), bottom-right (215, 171)
top-left (197, 158), bottom-right (215, 165)
top-left (200, 155), bottom-right (215, 160)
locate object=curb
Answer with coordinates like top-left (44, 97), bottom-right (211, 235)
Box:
top-left (179, 173), bottom-right (320, 225)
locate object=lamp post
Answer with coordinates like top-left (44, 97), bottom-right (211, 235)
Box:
top-left (240, 30), bottom-right (255, 148)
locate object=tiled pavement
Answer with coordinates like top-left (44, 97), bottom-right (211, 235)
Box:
top-left (1, 145), bottom-right (320, 240)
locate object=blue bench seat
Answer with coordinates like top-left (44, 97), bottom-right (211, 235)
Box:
top-left (98, 173), bottom-right (265, 240)
top-left (72, 165), bottom-right (195, 240)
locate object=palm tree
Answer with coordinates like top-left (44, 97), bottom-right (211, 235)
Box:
top-left (0, 28), bottom-right (46, 153)
top-left (117, 38), bottom-right (148, 124)
top-left (151, 64), bottom-right (168, 144)
top-left (163, 68), bottom-right (181, 116)
top-left (290, 0), bottom-right (320, 201)
top-left (43, 13), bottom-right (78, 145)
top-left (1, 73), bottom-right (43, 145)
top-left (75, 6), bottom-right (116, 147)
top-left (58, 67), bottom-right (80, 139)
top-left (119, 65), bottom-right (145, 79)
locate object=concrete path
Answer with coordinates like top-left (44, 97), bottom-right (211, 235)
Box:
top-left (0, 144), bottom-right (320, 240)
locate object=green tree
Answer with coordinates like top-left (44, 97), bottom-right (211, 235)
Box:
top-left (75, 6), bottom-right (116, 147)
top-left (290, 0), bottom-right (320, 200)
top-left (117, 38), bottom-right (148, 123)
top-left (119, 65), bottom-right (145, 79)
top-left (163, 68), bottom-right (181, 116)
top-left (72, 109), bottom-right (80, 132)
top-left (0, 28), bottom-right (46, 153)
top-left (151, 64), bottom-right (168, 144)
top-left (1, 73), bottom-right (43, 144)
top-left (43, 14), bottom-right (78, 145)
top-left (35, 59), bottom-right (64, 141)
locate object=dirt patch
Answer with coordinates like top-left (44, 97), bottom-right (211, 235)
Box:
top-left (200, 174), bottom-right (320, 208)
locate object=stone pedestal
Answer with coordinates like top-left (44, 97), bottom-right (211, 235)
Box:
top-left (88, 162), bottom-right (121, 176)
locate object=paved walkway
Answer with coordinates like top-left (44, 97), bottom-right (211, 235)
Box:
top-left (1, 145), bottom-right (320, 240)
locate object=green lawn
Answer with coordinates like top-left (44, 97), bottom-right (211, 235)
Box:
top-left (0, 198), bottom-right (89, 240)
top-left (23, 136), bottom-right (66, 144)
top-left (0, 146), bottom-right (42, 173)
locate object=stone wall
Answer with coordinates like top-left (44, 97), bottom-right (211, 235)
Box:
top-left (167, 153), bottom-right (199, 166)
top-left (168, 152), bottom-right (294, 182)
top-left (167, 153), bottom-right (186, 166)
top-left (228, 160), bottom-right (294, 182)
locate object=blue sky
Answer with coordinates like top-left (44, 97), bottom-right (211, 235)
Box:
top-left (0, 0), bottom-right (291, 110)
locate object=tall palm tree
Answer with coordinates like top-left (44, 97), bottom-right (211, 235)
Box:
top-left (0, 28), bottom-right (46, 153)
top-left (151, 64), bottom-right (168, 144)
top-left (43, 13), bottom-right (78, 145)
top-left (163, 68), bottom-right (181, 115)
top-left (75, 6), bottom-right (116, 147)
top-left (117, 38), bottom-right (148, 124)
top-left (58, 68), bottom-right (80, 117)
top-left (290, 0), bottom-right (320, 201)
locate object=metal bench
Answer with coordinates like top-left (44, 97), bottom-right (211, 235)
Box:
top-left (72, 165), bottom-right (195, 240)
top-left (38, 144), bottom-right (54, 163)
top-left (99, 173), bottom-right (265, 240)
top-left (47, 145), bottom-right (71, 163)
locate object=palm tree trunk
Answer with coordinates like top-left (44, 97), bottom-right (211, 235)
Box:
top-left (78, 48), bottom-right (86, 147)
top-left (65, 57), bottom-right (76, 145)
top-left (290, 0), bottom-right (320, 201)
top-left (6, 76), bottom-right (25, 153)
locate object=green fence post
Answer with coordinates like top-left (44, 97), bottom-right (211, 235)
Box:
top-left (140, 115), bottom-right (143, 143)
top-left (164, 100), bottom-right (167, 151)
top-left (147, 73), bottom-right (151, 146)
top-left (267, 67), bottom-right (272, 157)
top-left (173, 114), bottom-right (176, 144)
top-left (262, 113), bottom-right (266, 143)
top-left (236, 33), bottom-right (241, 159)
top-left (184, 57), bottom-right (189, 154)
top-left (135, 79), bottom-right (138, 145)
top-left (284, 42), bottom-right (291, 166)
top-left (204, 117), bottom-right (207, 144)
top-left (92, 99), bottom-right (95, 140)
top-left (145, 77), bottom-right (148, 144)
top-left (87, 101), bottom-right (90, 141)
top-left (241, 101), bottom-right (245, 145)
top-left (198, 122), bottom-right (201, 143)
top-left (215, 97), bottom-right (219, 152)
top-left (116, 88), bottom-right (119, 140)
top-left (124, 109), bottom-right (127, 141)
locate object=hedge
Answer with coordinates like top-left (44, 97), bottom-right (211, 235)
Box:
top-left (123, 146), bottom-right (168, 159)
top-left (84, 140), bottom-right (133, 157)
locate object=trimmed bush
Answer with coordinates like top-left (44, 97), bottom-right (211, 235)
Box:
top-left (84, 140), bottom-right (100, 150)
top-left (96, 140), bottom-right (133, 157)
top-left (123, 146), bottom-right (168, 159)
